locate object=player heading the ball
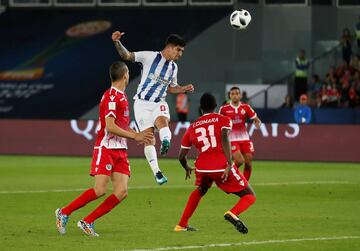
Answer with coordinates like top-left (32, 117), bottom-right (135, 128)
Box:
top-left (112, 31), bottom-right (194, 185)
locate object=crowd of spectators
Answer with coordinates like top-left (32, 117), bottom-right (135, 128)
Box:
top-left (289, 19), bottom-right (360, 109)
top-left (306, 55), bottom-right (360, 108)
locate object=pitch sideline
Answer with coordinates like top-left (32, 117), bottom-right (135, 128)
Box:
top-left (128, 235), bottom-right (360, 251)
top-left (0, 181), bottom-right (355, 195)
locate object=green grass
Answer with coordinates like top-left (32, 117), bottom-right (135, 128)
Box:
top-left (0, 155), bottom-right (359, 251)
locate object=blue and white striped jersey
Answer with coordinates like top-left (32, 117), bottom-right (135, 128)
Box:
top-left (133, 51), bottom-right (178, 103)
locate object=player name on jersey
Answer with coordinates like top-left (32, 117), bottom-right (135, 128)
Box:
top-left (193, 117), bottom-right (219, 127)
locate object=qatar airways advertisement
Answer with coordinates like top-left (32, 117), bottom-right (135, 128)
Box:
top-left (0, 120), bottom-right (359, 162)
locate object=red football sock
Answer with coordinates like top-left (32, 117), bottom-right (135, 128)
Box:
top-left (62, 188), bottom-right (97, 216)
top-left (83, 194), bottom-right (121, 224)
top-left (243, 164), bottom-right (252, 181)
top-left (178, 189), bottom-right (203, 227)
top-left (230, 194), bottom-right (256, 216)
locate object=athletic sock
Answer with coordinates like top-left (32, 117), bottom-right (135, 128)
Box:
top-left (178, 189), bottom-right (203, 227)
top-left (230, 194), bottom-right (256, 216)
top-left (61, 188), bottom-right (97, 216)
top-left (144, 145), bottom-right (161, 175)
top-left (159, 127), bottom-right (172, 142)
top-left (83, 194), bottom-right (121, 224)
top-left (243, 164), bottom-right (252, 181)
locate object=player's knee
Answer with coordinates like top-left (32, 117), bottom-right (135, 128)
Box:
top-left (114, 189), bottom-right (128, 200)
top-left (94, 186), bottom-right (107, 197)
top-left (145, 138), bottom-right (156, 146)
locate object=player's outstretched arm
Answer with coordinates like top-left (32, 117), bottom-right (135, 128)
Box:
top-left (105, 117), bottom-right (153, 144)
top-left (168, 84), bottom-right (194, 94)
top-left (178, 148), bottom-right (194, 180)
top-left (221, 128), bottom-right (233, 182)
top-left (112, 31), bottom-right (135, 62)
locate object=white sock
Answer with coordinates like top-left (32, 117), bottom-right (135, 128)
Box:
top-left (144, 145), bottom-right (161, 175)
top-left (159, 127), bottom-right (172, 142)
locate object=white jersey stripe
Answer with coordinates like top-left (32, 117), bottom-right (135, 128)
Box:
top-left (134, 51), bottom-right (178, 103)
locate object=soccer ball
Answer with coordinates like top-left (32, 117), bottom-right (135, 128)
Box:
top-left (230, 9), bottom-right (252, 30)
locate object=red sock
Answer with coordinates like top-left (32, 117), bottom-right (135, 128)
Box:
top-left (243, 164), bottom-right (252, 181)
top-left (62, 188), bottom-right (97, 216)
top-left (83, 194), bottom-right (121, 224)
top-left (178, 189), bottom-right (203, 227)
top-left (230, 194), bottom-right (256, 216)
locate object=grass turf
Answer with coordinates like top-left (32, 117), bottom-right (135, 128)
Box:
top-left (0, 155), bottom-right (359, 251)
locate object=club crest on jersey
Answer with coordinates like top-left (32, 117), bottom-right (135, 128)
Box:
top-left (231, 145), bottom-right (237, 150)
top-left (106, 164), bottom-right (112, 171)
top-left (241, 109), bottom-right (246, 115)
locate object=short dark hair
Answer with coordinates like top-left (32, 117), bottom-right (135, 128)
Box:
top-left (200, 93), bottom-right (217, 113)
top-left (109, 61), bottom-right (128, 82)
top-left (165, 34), bottom-right (186, 47)
top-left (230, 86), bottom-right (240, 92)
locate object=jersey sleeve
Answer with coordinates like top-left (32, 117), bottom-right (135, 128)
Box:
top-left (218, 105), bottom-right (225, 115)
top-left (134, 51), bottom-right (155, 64)
top-left (181, 127), bottom-right (192, 149)
top-left (221, 116), bottom-right (233, 130)
top-left (103, 94), bottom-right (117, 119)
top-left (170, 64), bottom-right (178, 87)
top-left (245, 104), bottom-right (257, 119)
top-left (115, 96), bottom-right (127, 118)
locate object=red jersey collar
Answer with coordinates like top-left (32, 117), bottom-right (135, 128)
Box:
top-left (111, 86), bottom-right (124, 94)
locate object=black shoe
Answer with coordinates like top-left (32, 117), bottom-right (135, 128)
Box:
top-left (224, 211), bottom-right (248, 234)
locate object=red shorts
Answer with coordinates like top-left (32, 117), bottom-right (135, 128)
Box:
top-left (231, 141), bottom-right (254, 154)
top-left (195, 167), bottom-right (248, 193)
top-left (90, 147), bottom-right (130, 177)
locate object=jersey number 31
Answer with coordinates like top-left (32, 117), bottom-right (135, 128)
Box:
top-left (195, 125), bottom-right (217, 152)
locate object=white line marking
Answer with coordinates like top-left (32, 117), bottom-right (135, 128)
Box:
top-left (0, 181), bottom-right (355, 195)
top-left (128, 236), bottom-right (360, 251)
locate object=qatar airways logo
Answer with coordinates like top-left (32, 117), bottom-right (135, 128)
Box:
top-left (174, 122), bottom-right (300, 138)
top-left (70, 120), bottom-right (300, 140)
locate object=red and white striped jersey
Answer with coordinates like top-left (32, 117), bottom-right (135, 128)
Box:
top-left (94, 86), bottom-right (130, 149)
top-left (219, 102), bottom-right (256, 142)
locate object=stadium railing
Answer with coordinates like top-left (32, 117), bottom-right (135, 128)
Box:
top-left (8, 0), bottom-right (359, 7)
top-left (248, 43), bottom-right (342, 108)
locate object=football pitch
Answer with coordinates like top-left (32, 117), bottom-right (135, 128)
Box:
top-left (0, 155), bottom-right (359, 251)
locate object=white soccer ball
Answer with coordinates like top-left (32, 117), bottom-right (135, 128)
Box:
top-left (230, 9), bottom-right (252, 30)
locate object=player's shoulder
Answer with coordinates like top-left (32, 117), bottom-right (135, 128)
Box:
top-left (219, 103), bottom-right (231, 110)
top-left (240, 102), bottom-right (252, 109)
top-left (137, 50), bottom-right (158, 57)
top-left (219, 103), bottom-right (232, 113)
top-left (108, 87), bottom-right (127, 101)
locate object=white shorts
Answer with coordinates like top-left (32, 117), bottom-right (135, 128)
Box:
top-left (134, 99), bottom-right (171, 131)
